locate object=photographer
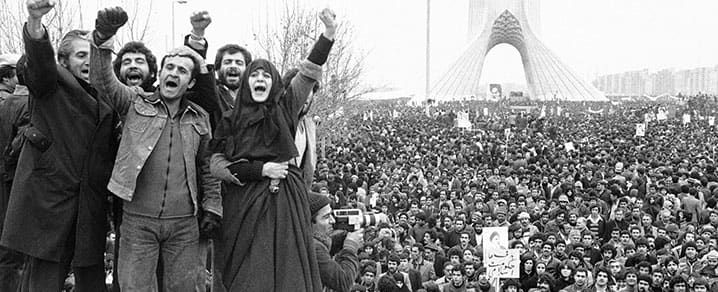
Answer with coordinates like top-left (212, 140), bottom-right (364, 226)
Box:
top-left (310, 192), bottom-right (363, 292)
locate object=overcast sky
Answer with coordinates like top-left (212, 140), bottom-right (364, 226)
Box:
top-left (79, 0), bottom-right (718, 95)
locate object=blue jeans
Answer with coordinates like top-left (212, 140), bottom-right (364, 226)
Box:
top-left (118, 213), bottom-right (200, 292)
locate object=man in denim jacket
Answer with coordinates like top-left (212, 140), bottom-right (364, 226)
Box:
top-left (89, 7), bottom-right (221, 291)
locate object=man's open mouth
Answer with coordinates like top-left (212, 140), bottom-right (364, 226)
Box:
top-left (165, 80), bottom-right (178, 89)
top-left (126, 71), bottom-right (143, 83)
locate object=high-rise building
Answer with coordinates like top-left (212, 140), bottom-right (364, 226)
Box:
top-left (433, 0), bottom-right (605, 101)
top-left (594, 66), bottom-right (718, 96)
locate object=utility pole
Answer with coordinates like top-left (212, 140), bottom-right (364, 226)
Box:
top-left (425, 0), bottom-right (431, 101)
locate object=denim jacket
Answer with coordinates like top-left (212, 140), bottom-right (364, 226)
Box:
top-left (90, 37), bottom-right (221, 217)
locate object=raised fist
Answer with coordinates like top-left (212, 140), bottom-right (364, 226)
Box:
top-left (319, 8), bottom-right (337, 30)
top-left (27, 0), bottom-right (55, 19)
top-left (95, 7), bottom-right (128, 39)
top-left (190, 11), bottom-right (212, 35)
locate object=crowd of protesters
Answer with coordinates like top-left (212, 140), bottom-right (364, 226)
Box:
top-left (305, 96), bottom-right (718, 292)
top-left (2, 1), bottom-right (718, 292)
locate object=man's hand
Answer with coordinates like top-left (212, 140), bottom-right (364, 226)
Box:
top-left (345, 228), bottom-right (364, 245)
top-left (95, 7), bottom-right (128, 40)
top-left (318, 8), bottom-right (337, 40)
top-left (190, 11), bottom-right (212, 37)
top-left (199, 212), bottom-right (221, 239)
top-left (27, 0), bottom-right (54, 20)
top-left (262, 161), bottom-right (289, 179)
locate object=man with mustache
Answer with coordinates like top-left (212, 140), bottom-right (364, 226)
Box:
top-left (90, 6), bottom-right (221, 291)
top-left (105, 12), bottom-right (222, 292)
top-left (113, 41), bottom-right (158, 92)
top-left (182, 11), bottom-right (252, 128)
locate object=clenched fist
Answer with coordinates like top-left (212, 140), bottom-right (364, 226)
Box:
top-left (27, 0), bottom-right (55, 19)
top-left (190, 11), bottom-right (212, 36)
top-left (319, 8), bottom-right (337, 40)
top-left (95, 7), bottom-right (128, 39)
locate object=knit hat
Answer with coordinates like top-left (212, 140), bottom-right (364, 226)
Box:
top-left (309, 192), bottom-right (332, 217)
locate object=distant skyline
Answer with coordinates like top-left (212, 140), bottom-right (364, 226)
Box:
top-left (46, 0), bottom-right (718, 96)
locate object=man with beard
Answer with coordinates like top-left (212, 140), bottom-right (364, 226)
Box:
top-left (183, 11), bottom-right (251, 126)
top-left (410, 243), bottom-right (436, 282)
top-left (113, 41), bottom-right (157, 91)
top-left (377, 254), bottom-right (412, 291)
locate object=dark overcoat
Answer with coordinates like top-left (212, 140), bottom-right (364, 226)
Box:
top-left (0, 25), bottom-right (118, 266)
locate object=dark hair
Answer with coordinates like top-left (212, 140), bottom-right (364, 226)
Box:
top-left (594, 266), bottom-right (613, 282)
top-left (57, 30), bottom-right (90, 62)
top-left (412, 243), bottom-right (425, 253)
top-left (0, 65), bottom-right (16, 81)
top-left (575, 266), bottom-right (589, 276)
top-left (537, 273), bottom-right (555, 290)
top-left (448, 246), bottom-right (463, 258)
top-left (214, 44), bottom-right (252, 71)
top-left (669, 275), bottom-right (687, 288)
top-left (637, 274), bottom-right (651, 284)
top-left (15, 55), bottom-right (27, 85)
top-left (600, 243), bottom-right (616, 258)
top-left (113, 41), bottom-right (158, 91)
top-left (377, 274), bottom-right (397, 292)
top-left (387, 254), bottom-right (401, 264)
top-left (661, 256), bottom-right (678, 267)
top-left (637, 261), bottom-right (652, 272)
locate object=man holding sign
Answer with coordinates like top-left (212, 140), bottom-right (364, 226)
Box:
top-left (482, 227), bottom-right (520, 288)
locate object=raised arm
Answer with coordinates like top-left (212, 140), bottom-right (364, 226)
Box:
top-left (284, 8), bottom-right (337, 118)
top-left (90, 7), bottom-right (135, 116)
top-left (183, 11), bottom-right (221, 129)
top-left (184, 11), bottom-right (211, 59)
top-left (23, 0), bottom-right (58, 98)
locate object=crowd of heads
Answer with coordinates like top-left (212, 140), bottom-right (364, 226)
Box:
top-left (312, 96), bottom-right (718, 292)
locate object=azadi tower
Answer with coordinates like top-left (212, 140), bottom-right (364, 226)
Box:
top-left (431, 0), bottom-right (607, 101)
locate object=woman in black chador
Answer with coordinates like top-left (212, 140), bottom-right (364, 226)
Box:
top-left (209, 8), bottom-right (337, 292)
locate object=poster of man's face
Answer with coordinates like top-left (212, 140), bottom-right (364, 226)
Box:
top-left (482, 227), bottom-right (508, 251)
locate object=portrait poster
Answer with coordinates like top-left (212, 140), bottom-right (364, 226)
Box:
top-left (482, 227), bottom-right (519, 279)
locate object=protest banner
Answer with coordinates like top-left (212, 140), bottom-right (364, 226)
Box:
top-left (483, 227), bottom-right (520, 281)
top-left (636, 123), bottom-right (646, 137)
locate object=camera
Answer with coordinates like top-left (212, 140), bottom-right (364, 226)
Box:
top-left (332, 209), bottom-right (382, 232)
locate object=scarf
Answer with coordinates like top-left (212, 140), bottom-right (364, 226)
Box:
top-left (216, 59), bottom-right (298, 162)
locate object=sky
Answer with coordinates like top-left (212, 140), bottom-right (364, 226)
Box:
top-left (74, 0), bottom-right (718, 97)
